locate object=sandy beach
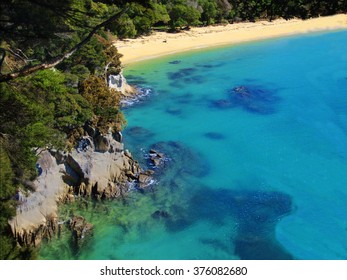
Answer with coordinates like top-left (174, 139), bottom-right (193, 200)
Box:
top-left (116, 14), bottom-right (347, 65)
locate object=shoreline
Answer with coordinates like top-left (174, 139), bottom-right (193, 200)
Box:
top-left (116, 14), bottom-right (347, 65)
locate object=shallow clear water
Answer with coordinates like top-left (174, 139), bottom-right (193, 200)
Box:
top-left (39, 30), bottom-right (347, 260)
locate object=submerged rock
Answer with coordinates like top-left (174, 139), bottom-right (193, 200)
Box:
top-left (68, 216), bottom-right (93, 249)
top-left (125, 126), bottom-right (155, 139)
top-left (210, 99), bottom-right (234, 109)
top-left (228, 85), bottom-right (280, 115)
top-left (167, 68), bottom-right (197, 80)
top-left (138, 170), bottom-right (155, 188)
top-left (204, 132), bottom-right (225, 140)
top-left (209, 84), bottom-right (280, 114)
top-left (151, 210), bottom-right (171, 219)
top-left (169, 60), bottom-right (181, 65)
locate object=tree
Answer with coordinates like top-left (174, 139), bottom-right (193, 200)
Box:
top-left (167, 0), bottom-right (201, 30)
top-left (0, 8), bottom-right (127, 82)
top-left (199, 0), bottom-right (218, 25)
top-left (0, 0), bottom-right (151, 82)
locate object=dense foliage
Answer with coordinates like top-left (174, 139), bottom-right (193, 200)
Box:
top-left (0, 0), bottom-right (132, 259)
top-left (0, 0), bottom-right (346, 259)
top-left (91, 0), bottom-right (347, 35)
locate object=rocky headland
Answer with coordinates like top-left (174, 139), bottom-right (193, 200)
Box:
top-left (8, 78), bottom-right (152, 248)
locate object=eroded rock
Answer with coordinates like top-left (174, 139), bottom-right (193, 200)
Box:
top-left (69, 216), bottom-right (93, 248)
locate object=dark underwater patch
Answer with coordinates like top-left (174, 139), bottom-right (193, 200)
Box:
top-left (167, 68), bottom-right (198, 80)
top-left (124, 75), bottom-right (147, 84)
top-left (234, 235), bottom-right (293, 260)
top-left (125, 126), bottom-right (155, 139)
top-left (169, 60), bottom-right (182, 65)
top-left (228, 190), bottom-right (294, 260)
top-left (173, 93), bottom-right (194, 105)
top-left (200, 238), bottom-right (232, 254)
top-left (196, 62), bottom-right (225, 69)
top-left (209, 84), bottom-right (280, 114)
top-left (148, 141), bottom-right (210, 178)
top-left (204, 132), bottom-right (225, 140)
top-left (165, 106), bottom-right (182, 116)
top-left (228, 85), bottom-right (280, 115)
top-left (183, 75), bottom-right (205, 84)
top-left (209, 99), bottom-right (234, 109)
top-left (166, 187), bottom-right (294, 260)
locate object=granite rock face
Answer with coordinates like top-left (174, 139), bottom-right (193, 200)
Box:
top-left (108, 72), bottom-right (136, 96)
top-left (9, 150), bottom-right (68, 247)
top-left (9, 126), bottom-right (148, 247)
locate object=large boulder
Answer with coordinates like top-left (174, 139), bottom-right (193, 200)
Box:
top-left (95, 134), bottom-right (110, 152)
top-left (65, 148), bottom-right (141, 198)
top-left (93, 133), bottom-right (124, 153)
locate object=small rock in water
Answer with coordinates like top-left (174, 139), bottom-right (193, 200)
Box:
top-left (138, 170), bottom-right (154, 188)
top-left (151, 157), bottom-right (161, 166)
top-left (149, 149), bottom-right (165, 167)
top-left (149, 149), bottom-right (158, 154)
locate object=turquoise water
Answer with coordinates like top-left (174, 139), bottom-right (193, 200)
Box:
top-left (39, 30), bottom-right (347, 260)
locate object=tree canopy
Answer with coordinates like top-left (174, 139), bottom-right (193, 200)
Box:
top-left (0, 0), bottom-right (133, 259)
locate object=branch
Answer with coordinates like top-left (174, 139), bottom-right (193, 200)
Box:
top-left (0, 48), bottom-right (5, 74)
top-left (0, 8), bottom-right (128, 83)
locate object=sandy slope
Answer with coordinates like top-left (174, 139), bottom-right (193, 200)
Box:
top-left (116, 14), bottom-right (347, 65)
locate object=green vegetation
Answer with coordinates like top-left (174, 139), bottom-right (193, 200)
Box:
top-left (0, 0), bottom-right (142, 259)
top-left (0, 0), bottom-right (346, 259)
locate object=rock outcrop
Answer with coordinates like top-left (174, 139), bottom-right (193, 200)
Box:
top-left (108, 72), bottom-right (135, 96)
top-left (9, 150), bottom-right (69, 247)
top-left (9, 126), bottom-right (150, 247)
